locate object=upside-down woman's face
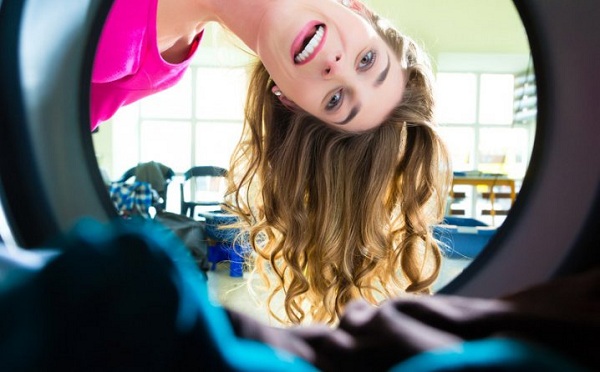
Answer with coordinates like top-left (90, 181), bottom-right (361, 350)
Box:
top-left (255, 0), bottom-right (406, 132)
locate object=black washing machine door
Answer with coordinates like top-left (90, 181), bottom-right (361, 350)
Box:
top-left (0, 0), bottom-right (116, 249)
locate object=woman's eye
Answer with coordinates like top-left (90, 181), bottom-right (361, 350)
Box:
top-left (358, 50), bottom-right (377, 70)
top-left (326, 90), bottom-right (343, 111)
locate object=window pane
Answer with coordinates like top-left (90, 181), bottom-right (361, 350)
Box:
top-left (479, 74), bottom-right (514, 125)
top-left (438, 127), bottom-right (475, 171)
top-left (196, 67), bottom-right (246, 121)
top-left (195, 122), bottom-right (243, 169)
top-left (110, 104), bottom-right (140, 178)
top-left (139, 71), bottom-right (193, 119)
top-left (478, 127), bottom-right (529, 178)
top-left (140, 120), bottom-right (192, 171)
top-left (436, 73), bottom-right (477, 124)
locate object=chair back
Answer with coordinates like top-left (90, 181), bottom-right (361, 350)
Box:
top-left (180, 166), bottom-right (228, 218)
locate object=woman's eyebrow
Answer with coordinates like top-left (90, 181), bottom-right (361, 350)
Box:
top-left (335, 105), bottom-right (360, 125)
top-left (374, 53), bottom-right (391, 87)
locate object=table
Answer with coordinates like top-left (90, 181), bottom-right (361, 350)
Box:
top-left (450, 176), bottom-right (517, 223)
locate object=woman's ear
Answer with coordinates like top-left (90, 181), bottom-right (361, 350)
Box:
top-left (272, 85), bottom-right (299, 111)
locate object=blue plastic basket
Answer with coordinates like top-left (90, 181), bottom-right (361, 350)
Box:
top-left (198, 210), bottom-right (249, 277)
top-left (199, 210), bottom-right (240, 243)
top-left (434, 217), bottom-right (497, 259)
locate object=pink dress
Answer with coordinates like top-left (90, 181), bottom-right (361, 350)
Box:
top-left (90, 0), bottom-right (202, 130)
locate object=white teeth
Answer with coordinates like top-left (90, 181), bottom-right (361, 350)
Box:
top-left (295, 25), bottom-right (324, 63)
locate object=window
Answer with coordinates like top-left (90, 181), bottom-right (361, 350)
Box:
top-left (94, 27), bottom-right (252, 213)
top-left (436, 72), bottom-right (535, 226)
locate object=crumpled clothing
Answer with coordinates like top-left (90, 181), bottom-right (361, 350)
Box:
top-left (0, 219), bottom-right (314, 371)
top-left (134, 161), bottom-right (173, 193)
top-left (109, 181), bottom-right (159, 218)
top-left (227, 269), bottom-right (599, 371)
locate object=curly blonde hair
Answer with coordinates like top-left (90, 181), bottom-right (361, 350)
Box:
top-left (225, 5), bottom-right (451, 325)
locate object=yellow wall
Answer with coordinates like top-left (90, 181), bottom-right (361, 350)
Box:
top-left (369, 0), bottom-right (529, 59)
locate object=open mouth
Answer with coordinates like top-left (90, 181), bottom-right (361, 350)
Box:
top-left (293, 24), bottom-right (326, 65)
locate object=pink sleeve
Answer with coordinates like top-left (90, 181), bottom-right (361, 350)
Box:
top-left (89, 0), bottom-right (197, 130)
top-left (91, 0), bottom-right (146, 83)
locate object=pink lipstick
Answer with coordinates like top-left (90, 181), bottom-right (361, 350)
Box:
top-left (291, 21), bottom-right (327, 65)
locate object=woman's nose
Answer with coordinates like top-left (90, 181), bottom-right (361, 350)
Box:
top-left (322, 54), bottom-right (342, 78)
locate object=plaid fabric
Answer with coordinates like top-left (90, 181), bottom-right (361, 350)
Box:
top-left (109, 181), bottom-right (159, 218)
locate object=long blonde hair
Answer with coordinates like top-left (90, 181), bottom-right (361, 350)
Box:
top-left (225, 5), bottom-right (451, 325)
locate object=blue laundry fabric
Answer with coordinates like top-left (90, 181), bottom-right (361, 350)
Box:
top-left (0, 219), bottom-right (315, 371)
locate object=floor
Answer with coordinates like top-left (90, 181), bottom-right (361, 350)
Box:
top-left (206, 257), bottom-right (472, 327)
top-left (206, 261), bottom-right (281, 326)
